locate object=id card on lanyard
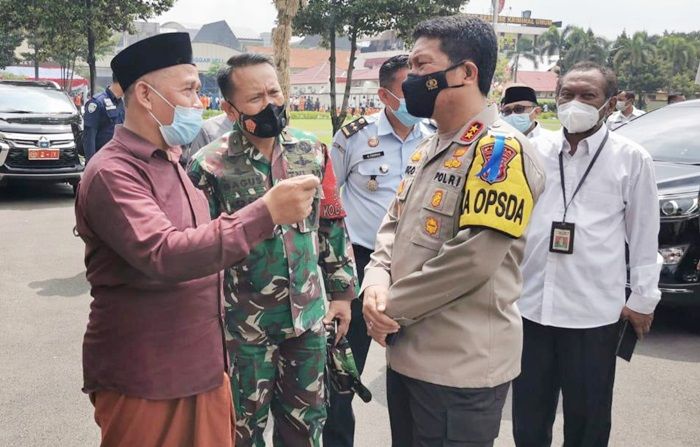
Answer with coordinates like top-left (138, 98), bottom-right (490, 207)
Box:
top-left (549, 131), bottom-right (609, 255)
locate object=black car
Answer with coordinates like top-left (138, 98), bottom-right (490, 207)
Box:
top-left (0, 83), bottom-right (84, 194)
top-left (615, 99), bottom-right (700, 306)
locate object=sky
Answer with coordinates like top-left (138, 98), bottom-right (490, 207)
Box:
top-left (157, 0), bottom-right (699, 40)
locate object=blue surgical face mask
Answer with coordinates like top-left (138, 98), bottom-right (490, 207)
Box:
top-left (385, 89), bottom-right (422, 127)
top-left (501, 112), bottom-right (533, 134)
top-left (146, 83), bottom-right (204, 147)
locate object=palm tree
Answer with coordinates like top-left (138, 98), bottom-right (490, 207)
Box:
top-left (538, 25), bottom-right (575, 64)
top-left (613, 31), bottom-right (656, 70)
top-left (507, 38), bottom-right (539, 82)
top-left (273, 0), bottom-right (308, 99)
top-left (659, 35), bottom-right (698, 77)
top-left (559, 27), bottom-right (609, 72)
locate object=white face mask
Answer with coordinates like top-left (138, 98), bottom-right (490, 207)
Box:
top-left (557, 99), bottom-right (609, 134)
top-left (615, 100), bottom-right (628, 111)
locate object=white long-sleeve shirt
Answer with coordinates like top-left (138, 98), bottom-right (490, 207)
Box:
top-left (519, 125), bottom-right (662, 328)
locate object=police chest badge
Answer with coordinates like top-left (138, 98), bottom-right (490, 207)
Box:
top-left (459, 132), bottom-right (534, 238)
top-left (367, 176), bottom-right (378, 191)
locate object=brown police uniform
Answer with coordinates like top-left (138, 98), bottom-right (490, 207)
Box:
top-left (362, 103), bottom-right (545, 445)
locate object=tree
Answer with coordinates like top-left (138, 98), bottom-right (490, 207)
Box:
top-left (0, 3), bottom-right (22, 69)
top-left (613, 31), bottom-right (656, 71)
top-left (506, 38), bottom-right (539, 82)
top-left (273, 0), bottom-right (308, 99)
top-left (612, 31), bottom-right (661, 106)
top-left (81, 0), bottom-right (175, 95)
top-left (2, 0), bottom-right (172, 93)
top-left (294, 0), bottom-right (466, 134)
top-left (658, 34), bottom-right (698, 76)
top-left (559, 27), bottom-right (609, 73)
top-left (538, 25), bottom-right (573, 61)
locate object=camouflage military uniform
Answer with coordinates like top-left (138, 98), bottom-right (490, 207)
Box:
top-left (188, 122), bottom-right (358, 447)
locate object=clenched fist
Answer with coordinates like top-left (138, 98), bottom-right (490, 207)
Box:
top-left (262, 174), bottom-right (320, 225)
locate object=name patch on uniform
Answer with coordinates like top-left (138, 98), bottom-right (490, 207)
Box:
top-left (433, 171), bottom-right (463, 188)
top-left (362, 151), bottom-right (384, 160)
top-left (459, 135), bottom-right (533, 238)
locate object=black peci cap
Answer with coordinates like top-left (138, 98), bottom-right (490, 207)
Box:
top-left (111, 32), bottom-right (194, 92)
top-left (501, 85), bottom-right (538, 105)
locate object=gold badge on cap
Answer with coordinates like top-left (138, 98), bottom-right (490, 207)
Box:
top-left (368, 136), bottom-right (379, 147)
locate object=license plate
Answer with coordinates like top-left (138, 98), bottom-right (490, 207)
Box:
top-left (28, 148), bottom-right (60, 160)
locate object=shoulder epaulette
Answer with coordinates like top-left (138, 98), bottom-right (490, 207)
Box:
top-left (341, 116), bottom-right (369, 138)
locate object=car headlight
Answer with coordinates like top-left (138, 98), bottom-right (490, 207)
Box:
top-left (659, 245), bottom-right (689, 265)
top-left (659, 193), bottom-right (699, 218)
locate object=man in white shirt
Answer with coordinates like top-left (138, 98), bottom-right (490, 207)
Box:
top-left (513, 61), bottom-right (661, 447)
top-left (500, 84), bottom-right (556, 141)
top-left (606, 90), bottom-right (645, 130)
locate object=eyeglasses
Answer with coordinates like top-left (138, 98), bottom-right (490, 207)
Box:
top-left (501, 105), bottom-right (534, 116)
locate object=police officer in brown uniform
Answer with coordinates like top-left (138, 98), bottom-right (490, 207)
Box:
top-left (362, 16), bottom-right (545, 446)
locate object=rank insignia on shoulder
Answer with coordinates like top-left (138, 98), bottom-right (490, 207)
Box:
top-left (459, 121), bottom-right (485, 144)
top-left (341, 117), bottom-right (369, 138)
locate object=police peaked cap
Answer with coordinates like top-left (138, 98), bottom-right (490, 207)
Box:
top-left (501, 85), bottom-right (539, 106)
top-left (111, 32), bottom-right (194, 92)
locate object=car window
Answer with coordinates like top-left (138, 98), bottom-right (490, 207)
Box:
top-left (0, 87), bottom-right (76, 114)
top-left (615, 104), bottom-right (700, 164)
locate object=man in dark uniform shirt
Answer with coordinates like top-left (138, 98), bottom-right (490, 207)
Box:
top-left (82, 74), bottom-right (124, 162)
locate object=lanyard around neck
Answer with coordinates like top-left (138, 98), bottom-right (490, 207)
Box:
top-left (558, 130), bottom-right (609, 222)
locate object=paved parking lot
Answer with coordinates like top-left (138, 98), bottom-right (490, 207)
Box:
top-left (1, 181), bottom-right (699, 446)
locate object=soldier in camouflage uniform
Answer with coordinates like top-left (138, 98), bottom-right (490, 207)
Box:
top-left (187, 53), bottom-right (358, 447)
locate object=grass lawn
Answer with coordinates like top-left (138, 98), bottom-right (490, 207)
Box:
top-left (292, 117), bottom-right (563, 144)
top-left (290, 118), bottom-right (335, 146)
top-left (204, 111), bottom-right (561, 145)
top-left (540, 117), bottom-right (562, 131)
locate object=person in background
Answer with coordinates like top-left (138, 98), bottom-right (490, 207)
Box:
top-left (182, 63), bottom-right (241, 166)
top-left (513, 61), bottom-right (661, 447)
top-left (668, 93), bottom-right (686, 104)
top-left (325, 54), bottom-right (435, 447)
top-left (82, 74), bottom-right (124, 162)
top-left (606, 90), bottom-right (645, 129)
top-left (500, 84), bottom-right (556, 141)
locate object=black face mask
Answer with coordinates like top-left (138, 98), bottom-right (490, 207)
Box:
top-left (232, 101), bottom-right (288, 138)
top-left (401, 62), bottom-right (467, 118)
